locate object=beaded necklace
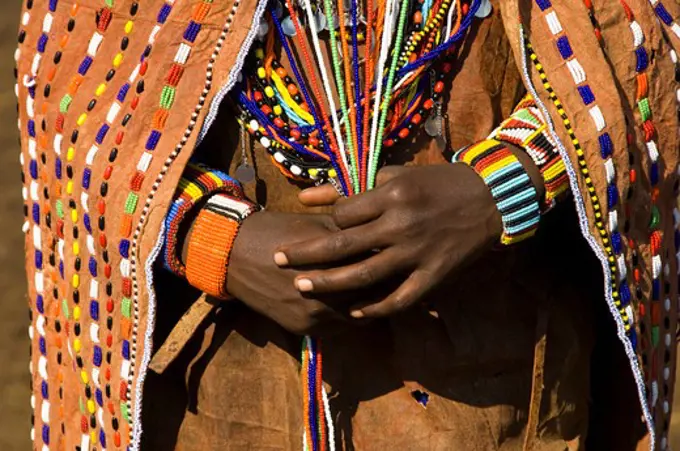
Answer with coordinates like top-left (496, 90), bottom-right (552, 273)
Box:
top-left (235, 0), bottom-right (481, 194)
top-left (234, 0), bottom-right (483, 449)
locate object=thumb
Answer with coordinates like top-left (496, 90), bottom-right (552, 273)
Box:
top-left (298, 183), bottom-right (342, 206)
top-left (375, 166), bottom-right (408, 187)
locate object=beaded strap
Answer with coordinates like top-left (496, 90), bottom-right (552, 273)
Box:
top-left (453, 139), bottom-right (541, 245)
top-left (185, 193), bottom-right (257, 298)
top-left (163, 164), bottom-right (246, 277)
top-left (490, 94), bottom-right (570, 210)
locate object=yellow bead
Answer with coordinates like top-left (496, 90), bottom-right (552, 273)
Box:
top-left (67, 147), bottom-right (75, 161)
top-left (74, 339), bottom-right (81, 353)
top-left (81, 370), bottom-right (89, 385)
top-left (77, 113), bottom-right (87, 126)
top-left (255, 48), bottom-right (264, 59)
top-left (113, 53), bottom-right (124, 68)
top-left (308, 168), bottom-right (318, 177)
top-left (328, 169), bottom-right (337, 178)
top-left (73, 306), bottom-right (81, 321)
top-left (96, 83), bottom-right (107, 97)
top-left (66, 180), bottom-right (73, 195)
top-left (87, 399), bottom-right (96, 414)
top-left (257, 67), bottom-right (266, 79)
top-left (125, 21), bottom-right (134, 34)
top-left (264, 86), bottom-right (275, 98)
top-left (72, 274), bottom-right (79, 288)
top-left (273, 105), bottom-right (283, 115)
top-left (71, 209), bottom-right (78, 223)
top-left (73, 240), bottom-right (80, 255)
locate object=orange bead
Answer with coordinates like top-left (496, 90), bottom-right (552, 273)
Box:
top-left (414, 11), bottom-right (422, 24)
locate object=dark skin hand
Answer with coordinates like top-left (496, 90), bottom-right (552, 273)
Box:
top-left (274, 147), bottom-right (544, 319)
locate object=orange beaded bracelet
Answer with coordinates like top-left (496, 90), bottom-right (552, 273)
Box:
top-left (185, 193), bottom-right (257, 298)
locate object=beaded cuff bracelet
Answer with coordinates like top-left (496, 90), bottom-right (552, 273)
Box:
top-left (490, 95), bottom-right (570, 210)
top-left (163, 163), bottom-right (245, 277)
top-left (453, 139), bottom-right (541, 245)
top-left (185, 193), bottom-right (257, 298)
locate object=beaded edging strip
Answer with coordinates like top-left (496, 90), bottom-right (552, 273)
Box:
top-left (521, 30), bottom-right (655, 449)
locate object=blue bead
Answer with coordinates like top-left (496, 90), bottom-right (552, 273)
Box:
top-left (635, 47), bottom-right (648, 72)
top-left (629, 329), bottom-right (637, 350)
top-left (55, 158), bottom-right (62, 179)
top-left (36, 295), bottom-right (44, 314)
top-left (675, 229), bottom-right (680, 250)
top-left (611, 231), bottom-right (622, 254)
top-left (577, 85), bottom-right (595, 105)
top-left (535, 0), bottom-right (552, 10)
top-left (41, 380), bottom-right (48, 399)
top-left (118, 83), bottom-right (130, 102)
top-left (598, 133), bottom-right (613, 159)
top-left (655, 4), bottom-right (673, 25)
top-left (183, 21), bottom-right (201, 42)
top-left (652, 278), bottom-right (660, 300)
top-left (158, 3), bottom-right (172, 23)
top-left (650, 162), bottom-right (659, 186)
top-left (82, 168), bottom-right (91, 189)
top-left (27, 120), bottom-right (36, 138)
top-left (39, 336), bottom-right (46, 356)
top-left (90, 300), bottom-right (99, 321)
top-left (37, 33), bottom-right (48, 53)
top-left (556, 36), bottom-right (573, 59)
top-left (42, 425), bottom-right (49, 445)
top-left (93, 345), bottom-right (102, 367)
top-left (146, 130), bottom-right (162, 151)
top-left (95, 124), bottom-right (110, 145)
top-left (29, 159), bottom-right (38, 179)
top-left (122, 340), bottom-right (130, 359)
top-left (59, 261), bottom-right (64, 279)
top-left (83, 213), bottom-right (92, 234)
top-left (619, 282), bottom-right (631, 305)
top-left (119, 239), bottom-right (130, 258)
top-left (78, 56), bottom-right (93, 76)
top-left (49, 0), bottom-right (58, 11)
top-left (607, 184), bottom-right (619, 209)
top-left (35, 250), bottom-right (43, 270)
top-left (32, 203), bottom-right (40, 224)
top-left (89, 257), bottom-right (97, 277)
top-left (96, 388), bottom-right (104, 407)
top-left (100, 428), bottom-right (107, 448)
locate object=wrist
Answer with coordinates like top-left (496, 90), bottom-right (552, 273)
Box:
top-left (184, 194), bottom-right (258, 298)
top-left (453, 139), bottom-right (541, 245)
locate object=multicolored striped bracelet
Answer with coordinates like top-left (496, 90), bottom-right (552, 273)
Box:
top-left (453, 139), bottom-right (541, 245)
top-left (185, 193), bottom-right (258, 298)
top-left (490, 94), bottom-right (570, 210)
top-left (163, 163), bottom-right (245, 277)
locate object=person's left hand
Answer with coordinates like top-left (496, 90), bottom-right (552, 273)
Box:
top-left (274, 164), bottom-right (504, 319)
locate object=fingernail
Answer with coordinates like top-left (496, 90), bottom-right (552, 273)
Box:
top-left (274, 252), bottom-right (289, 266)
top-left (296, 278), bottom-right (314, 292)
top-left (350, 310), bottom-right (365, 319)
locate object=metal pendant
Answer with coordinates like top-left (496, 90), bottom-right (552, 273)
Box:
top-left (235, 164), bottom-right (256, 184)
top-left (475, 0), bottom-right (493, 18)
top-left (424, 114), bottom-right (442, 137)
top-left (282, 16), bottom-right (297, 36)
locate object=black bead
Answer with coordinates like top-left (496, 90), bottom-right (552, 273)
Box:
top-left (130, 2), bottom-right (139, 15)
top-left (108, 148), bottom-right (118, 162)
top-left (44, 84), bottom-right (51, 98)
top-left (100, 182), bottom-right (108, 197)
top-left (122, 114), bottom-right (132, 126)
top-left (73, 289), bottom-right (80, 304)
top-left (74, 323), bottom-right (81, 336)
top-left (74, 257), bottom-right (81, 271)
top-left (106, 282), bottom-right (113, 296)
top-left (18, 30), bottom-right (26, 43)
top-left (67, 19), bottom-right (75, 32)
top-left (106, 69), bottom-right (115, 82)
top-left (66, 165), bottom-right (73, 179)
top-left (88, 99), bottom-right (97, 111)
top-left (54, 51), bottom-right (62, 64)
top-left (71, 129), bottom-right (79, 144)
top-left (98, 216), bottom-right (105, 231)
top-left (121, 37), bottom-right (129, 51)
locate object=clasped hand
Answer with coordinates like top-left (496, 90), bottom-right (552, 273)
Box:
top-left (274, 164), bottom-right (502, 321)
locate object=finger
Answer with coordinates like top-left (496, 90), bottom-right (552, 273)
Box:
top-left (275, 222), bottom-right (387, 267)
top-left (294, 248), bottom-right (410, 294)
top-left (332, 190), bottom-right (384, 229)
top-left (375, 165), bottom-right (408, 186)
top-left (349, 265), bottom-right (439, 318)
top-left (298, 184), bottom-right (341, 207)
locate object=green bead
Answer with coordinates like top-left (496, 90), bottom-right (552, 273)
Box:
top-left (652, 326), bottom-right (660, 347)
top-left (649, 205), bottom-right (660, 230)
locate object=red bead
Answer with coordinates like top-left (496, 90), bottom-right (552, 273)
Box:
top-left (274, 118), bottom-right (285, 128)
top-left (81, 415), bottom-right (88, 433)
top-left (309, 136), bottom-right (320, 146)
top-left (99, 233), bottom-right (107, 248)
top-left (434, 81), bottom-right (444, 93)
top-left (398, 128), bottom-right (410, 139)
top-left (634, 268), bottom-right (641, 283)
top-left (104, 264), bottom-right (112, 278)
top-left (115, 131), bottom-right (124, 145)
top-left (629, 168), bottom-right (636, 183)
top-left (462, 3), bottom-right (469, 14)
top-left (261, 105), bottom-right (272, 115)
top-left (290, 129), bottom-right (301, 140)
top-left (424, 99), bottom-right (434, 110)
top-left (107, 298), bottom-right (114, 313)
top-left (442, 63), bottom-right (453, 74)
top-left (97, 199), bottom-right (106, 214)
top-left (106, 333), bottom-right (113, 348)
top-left (385, 139), bottom-right (394, 147)
top-left (254, 91), bottom-right (263, 101)
top-left (411, 113), bottom-right (422, 125)
top-left (140, 60), bottom-right (149, 76)
top-left (103, 165), bottom-right (113, 180)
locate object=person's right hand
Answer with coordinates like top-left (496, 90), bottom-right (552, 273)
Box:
top-left (225, 211), bottom-right (351, 336)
